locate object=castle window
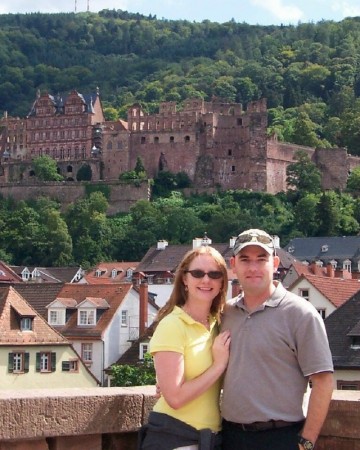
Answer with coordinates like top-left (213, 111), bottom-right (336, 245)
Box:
top-left (170, 136), bottom-right (174, 143)
top-left (228, 149), bottom-right (232, 156)
top-left (154, 137), bottom-right (159, 144)
top-left (232, 166), bottom-right (236, 172)
top-left (141, 136), bottom-right (146, 144)
top-left (237, 118), bottom-right (242, 126)
top-left (67, 165), bottom-right (73, 173)
top-left (107, 141), bottom-right (113, 150)
top-left (184, 136), bottom-right (190, 142)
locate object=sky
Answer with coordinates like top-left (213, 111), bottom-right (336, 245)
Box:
top-left (1, 0), bottom-right (360, 25)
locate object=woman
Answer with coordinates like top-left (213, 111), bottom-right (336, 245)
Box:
top-left (139, 245), bottom-right (231, 450)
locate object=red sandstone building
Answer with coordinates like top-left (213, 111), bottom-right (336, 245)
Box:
top-left (1, 89), bottom-right (360, 192)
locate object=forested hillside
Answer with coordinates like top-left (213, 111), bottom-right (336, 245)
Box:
top-left (2, 11), bottom-right (360, 153)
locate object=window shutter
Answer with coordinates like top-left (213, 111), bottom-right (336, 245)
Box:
top-left (62, 361), bottom-right (70, 371)
top-left (51, 352), bottom-right (56, 372)
top-left (36, 353), bottom-right (41, 372)
top-left (24, 353), bottom-right (30, 373)
top-left (8, 353), bottom-right (14, 373)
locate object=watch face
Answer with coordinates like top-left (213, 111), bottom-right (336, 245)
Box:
top-left (299, 436), bottom-right (314, 450)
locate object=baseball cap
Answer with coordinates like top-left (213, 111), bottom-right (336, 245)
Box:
top-left (233, 229), bottom-right (274, 255)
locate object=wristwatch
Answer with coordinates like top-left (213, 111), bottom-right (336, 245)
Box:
top-left (298, 436), bottom-right (314, 450)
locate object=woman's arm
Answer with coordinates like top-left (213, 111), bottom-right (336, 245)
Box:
top-left (154, 330), bottom-right (231, 410)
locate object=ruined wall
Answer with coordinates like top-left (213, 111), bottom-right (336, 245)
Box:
top-left (0, 180), bottom-right (149, 215)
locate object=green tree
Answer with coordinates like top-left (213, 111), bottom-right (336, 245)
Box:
top-left (32, 156), bottom-right (63, 181)
top-left (76, 164), bottom-right (92, 181)
top-left (286, 150), bottom-right (322, 197)
top-left (110, 354), bottom-right (156, 387)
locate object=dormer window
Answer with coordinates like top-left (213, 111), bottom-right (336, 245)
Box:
top-left (126, 269), bottom-right (133, 279)
top-left (330, 260), bottom-right (337, 269)
top-left (22, 268), bottom-right (30, 281)
top-left (111, 269), bottom-right (118, 279)
top-left (139, 343), bottom-right (150, 360)
top-left (95, 269), bottom-right (102, 277)
top-left (343, 259), bottom-right (352, 272)
top-left (288, 246), bottom-right (295, 253)
top-left (78, 309), bottom-right (96, 325)
top-left (351, 336), bottom-right (360, 349)
top-left (321, 245), bottom-right (329, 252)
top-left (21, 317), bottom-right (33, 331)
top-left (48, 309), bottom-right (65, 326)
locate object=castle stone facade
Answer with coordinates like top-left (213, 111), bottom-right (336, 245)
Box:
top-left (1, 90), bottom-right (359, 193)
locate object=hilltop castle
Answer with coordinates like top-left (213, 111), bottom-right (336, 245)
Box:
top-left (1, 89), bottom-right (359, 193)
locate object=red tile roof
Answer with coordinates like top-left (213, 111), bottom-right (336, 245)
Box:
top-left (54, 283), bottom-right (133, 339)
top-left (298, 274), bottom-right (360, 308)
top-left (84, 261), bottom-right (138, 284)
top-left (0, 286), bottom-right (68, 345)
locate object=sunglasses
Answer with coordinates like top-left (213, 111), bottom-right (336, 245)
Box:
top-left (184, 269), bottom-right (224, 279)
top-left (235, 233), bottom-right (274, 246)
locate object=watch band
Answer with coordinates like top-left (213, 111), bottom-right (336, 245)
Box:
top-left (298, 435), bottom-right (314, 450)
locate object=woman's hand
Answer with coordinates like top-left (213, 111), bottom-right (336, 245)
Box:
top-left (212, 330), bottom-right (231, 370)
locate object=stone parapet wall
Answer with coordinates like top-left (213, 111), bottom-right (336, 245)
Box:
top-left (0, 388), bottom-right (358, 450)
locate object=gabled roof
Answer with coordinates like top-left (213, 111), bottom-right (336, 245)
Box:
top-left (10, 266), bottom-right (83, 283)
top-left (325, 291), bottom-right (360, 368)
top-left (284, 236), bottom-right (360, 262)
top-left (53, 283), bottom-right (133, 339)
top-left (0, 286), bottom-right (68, 345)
top-left (110, 323), bottom-right (155, 369)
top-left (0, 261), bottom-right (23, 284)
top-left (135, 243), bottom-right (234, 274)
top-left (12, 283), bottom-right (64, 319)
top-left (290, 274), bottom-right (360, 308)
top-left (84, 261), bottom-right (138, 284)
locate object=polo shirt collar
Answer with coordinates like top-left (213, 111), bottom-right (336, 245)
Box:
top-left (235, 281), bottom-right (286, 310)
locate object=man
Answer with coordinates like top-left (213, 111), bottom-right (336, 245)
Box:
top-left (221, 229), bottom-right (334, 450)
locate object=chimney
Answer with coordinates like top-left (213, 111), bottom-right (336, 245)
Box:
top-left (326, 263), bottom-right (335, 278)
top-left (139, 279), bottom-right (148, 336)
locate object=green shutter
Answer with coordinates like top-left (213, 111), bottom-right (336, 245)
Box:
top-left (36, 353), bottom-right (40, 372)
top-left (24, 353), bottom-right (30, 373)
top-left (8, 353), bottom-right (14, 373)
top-left (51, 352), bottom-right (56, 372)
top-left (62, 361), bottom-right (70, 371)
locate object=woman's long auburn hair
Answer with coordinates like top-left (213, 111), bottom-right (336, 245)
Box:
top-left (155, 246), bottom-right (228, 325)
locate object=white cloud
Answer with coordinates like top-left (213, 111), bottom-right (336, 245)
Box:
top-left (330, 1), bottom-right (360, 17)
top-left (251, 0), bottom-right (304, 23)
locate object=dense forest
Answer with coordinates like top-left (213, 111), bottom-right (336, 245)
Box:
top-left (2, 11), bottom-right (360, 153)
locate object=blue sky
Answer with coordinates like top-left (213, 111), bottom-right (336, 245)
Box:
top-left (1, 0), bottom-right (360, 25)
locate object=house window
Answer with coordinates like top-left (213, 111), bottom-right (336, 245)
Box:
top-left (121, 310), bottom-right (128, 327)
top-left (337, 380), bottom-right (360, 390)
top-left (82, 343), bottom-right (93, 363)
top-left (351, 336), bottom-right (360, 349)
top-left (8, 352), bottom-right (30, 373)
top-left (79, 309), bottom-right (96, 325)
top-left (343, 259), bottom-right (352, 272)
top-left (299, 289), bottom-right (309, 300)
top-left (111, 269), bottom-right (118, 279)
top-left (49, 310), bottom-right (65, 326)
top-left (126, 269), bottom-right (133, 279)
top-left (317, 309), bottom-right (326, 319)
top-left (147, 275), bottom-right (154, 285)
top-left (21, 317), bottom-right (33, 331)
top-left (62, 359), bottom-right (79, 372)
top-left (36, 352), bottom-right (56, 373)
top-left (22, 269), bottom-right (30, 280)
top-left (139, 343), bottom-right (149, 360)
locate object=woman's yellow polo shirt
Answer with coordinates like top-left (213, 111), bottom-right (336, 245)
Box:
top-left (150, 306), bottom-right (221, 431)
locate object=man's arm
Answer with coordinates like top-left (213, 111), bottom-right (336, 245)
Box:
top-left (299, 371), bottom-right (334, 448)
